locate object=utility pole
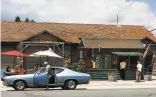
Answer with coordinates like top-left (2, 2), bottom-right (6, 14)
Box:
top-left (150, 28), bottom-right (156, 32)
top-left (117, 14), bottom-right (119, 27)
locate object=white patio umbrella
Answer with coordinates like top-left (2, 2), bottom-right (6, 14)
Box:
top-left (29, 48), bottom-right (62, 58)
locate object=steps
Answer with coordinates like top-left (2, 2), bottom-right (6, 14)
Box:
top-left (87, 70), bottom-right (121, 80)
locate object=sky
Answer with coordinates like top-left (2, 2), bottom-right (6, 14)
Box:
top-left (1, 0), bottom-right (156, 36)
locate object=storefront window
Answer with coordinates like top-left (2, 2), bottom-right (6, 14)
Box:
top-left (102, 55), bottom-right (111, 68)
top-left (93, 55), bottom-right (112, 69)
top-left (95, 55), bottom-right (102, 68)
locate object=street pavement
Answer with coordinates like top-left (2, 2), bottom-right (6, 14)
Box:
top-left (1, 76), bottom-right (156, 97)
top-left (1, 80), bottom-right (156, 91)
top-left (1, 76), bottom-right (156, 91)
top-left (1, 88), bottom-right (156, 97)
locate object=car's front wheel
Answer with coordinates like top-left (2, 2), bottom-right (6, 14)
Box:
top-left (64, 80), bottom-right (77, 90)
top-left (13, 80), bottom-right (26, 91)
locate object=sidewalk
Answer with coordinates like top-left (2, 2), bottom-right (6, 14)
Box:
top-left (1, 76), bottom-right (156, 91)
top-left (78, 80), bottom-right (156, 89)
top-left (77, 76), bottom-right (156, 89)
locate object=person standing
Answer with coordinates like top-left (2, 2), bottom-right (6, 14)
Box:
top-left (136, 60), bottom-right (143, 82)
top-left (120, 60), bottom-right (127, 80)
top-left (34, 64), bottom-right (40, 72)
top-left (44, 61), bottom-right (51, 90)
top-left (44, 61), bottom-right (51, 72)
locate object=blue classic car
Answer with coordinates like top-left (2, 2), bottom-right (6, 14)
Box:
top-left (3, 67), bottom-right (90, 90)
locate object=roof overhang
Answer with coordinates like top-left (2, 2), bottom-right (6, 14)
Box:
top-left (112, 52), bottom-right (143, 56)
top-left (81, 38), bottom-right (145, 49)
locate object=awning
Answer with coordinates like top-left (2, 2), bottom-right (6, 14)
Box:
top-left (112, 52), bottom-right (143, 56)
top-left (81, 38), bottom-right (145, 49)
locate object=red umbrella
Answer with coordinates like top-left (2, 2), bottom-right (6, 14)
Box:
top-left (1, 50), bottom-right (29, 57)
top-left (1, 50), bottom-right (29, 69)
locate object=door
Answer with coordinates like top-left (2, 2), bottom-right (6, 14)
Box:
top-left (54, 68), bottom-right (65, 84)
top-left (33, 67), bottom-right (48, 86)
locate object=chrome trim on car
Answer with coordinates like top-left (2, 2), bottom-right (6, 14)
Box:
top-left (3, 81), bottom-right (9, 86)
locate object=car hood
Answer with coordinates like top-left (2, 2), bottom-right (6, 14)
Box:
top-left (5, 74), bottom-right (34, 79)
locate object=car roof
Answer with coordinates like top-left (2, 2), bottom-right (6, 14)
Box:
top-left (41, 66), bottom-right (67, 69)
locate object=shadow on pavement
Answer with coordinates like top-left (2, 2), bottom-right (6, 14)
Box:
top-left (7, 88), bottom-right (87, 91)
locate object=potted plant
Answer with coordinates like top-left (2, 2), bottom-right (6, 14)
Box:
top-left (108, 72), bottom-right (116, 81)
top-left (144, 72), bottom-right (152, 81)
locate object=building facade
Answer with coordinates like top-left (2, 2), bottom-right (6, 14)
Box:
top-left (1, 22), bottom-right (156, 79)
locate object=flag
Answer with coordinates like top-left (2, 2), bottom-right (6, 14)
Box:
top-left (143, 43), bottom-right (151, 58)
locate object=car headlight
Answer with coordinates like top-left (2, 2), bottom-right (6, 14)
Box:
top-left (3, 78), bottom-right (7, 82)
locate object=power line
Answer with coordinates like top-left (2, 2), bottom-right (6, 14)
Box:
top-left (150, 28), bottom-right (156, 32)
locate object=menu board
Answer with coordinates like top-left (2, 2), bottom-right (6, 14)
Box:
top-left (103, 55), bottom-right (111, 68)
top-left (95, 55), bottom-right (102, 68)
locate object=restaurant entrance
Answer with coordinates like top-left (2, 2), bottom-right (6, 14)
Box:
top-left (112, 52), bottom-right (143, 80)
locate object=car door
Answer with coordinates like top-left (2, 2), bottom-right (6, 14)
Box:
top-left (55, 68), bottom-right (65, 84)
top-left (33, 67), bottom-right (48, 86)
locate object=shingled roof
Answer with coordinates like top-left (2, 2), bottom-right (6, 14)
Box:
top-left (1, 22), bottom-right (156, 43)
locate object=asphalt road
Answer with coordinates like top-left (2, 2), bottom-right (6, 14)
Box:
top-left (1, 88), bottom-right (156, 97)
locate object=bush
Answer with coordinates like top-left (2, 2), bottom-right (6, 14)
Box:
top-left (107, 72), bottom-right (115, 76)
top-left (71, 59), bottom-right (85, 72)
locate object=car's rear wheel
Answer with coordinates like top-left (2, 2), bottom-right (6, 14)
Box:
top-left (64, 80), bottom-right (77, 90)
top-left (13, 80), bottom-right (26, 91)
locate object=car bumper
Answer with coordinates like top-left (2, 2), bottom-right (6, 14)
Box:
top-left (3, 80), bottom-right (9, 87)
top-left (3, 82), bottom-right (8, 86)
top-left (87, 78), bottom-right (91, 84)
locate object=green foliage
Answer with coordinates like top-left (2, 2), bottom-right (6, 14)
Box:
top-left (107, 72), bottom-right (115, 76)
top-left (25, 18), bottom-right (30, 22)
top-left (71, 59), bottom-right (85, 72)
top-left (31, 19), bottom-right (35, 22)
top-left (15, 16), bottom-right (21, 22)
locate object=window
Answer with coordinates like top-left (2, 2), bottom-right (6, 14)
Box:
top-left (55, 68), bottom-right (64, 74)
top-left (37, 67), bottom-right (46, 73)
top-left (102, 55), bottom-right (112, 68)
top-left (130, 56), bottom-right (138, 69)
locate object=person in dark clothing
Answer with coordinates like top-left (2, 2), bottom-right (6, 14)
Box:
top-left (120, 60), bottom-right (127, 80)
top-left (34, 64), bottom-right (40, 72)
top-left (6, 65), bottom-right (11, 72)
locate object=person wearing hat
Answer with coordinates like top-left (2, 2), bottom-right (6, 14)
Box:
top-left (44, 61), bottom-right (50, 72)
top-left (44, 61), bottom-right (51, 90)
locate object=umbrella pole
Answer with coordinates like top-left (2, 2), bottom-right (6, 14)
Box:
top-left (13, 57), bottom-right (16, 69)
top-left (40, 56), bottom-right (41, 66)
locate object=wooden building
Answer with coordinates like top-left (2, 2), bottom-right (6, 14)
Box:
top-left (79, 38), bottom-right (156, 80)
top-left (1, 22), bottom-right (156, 79)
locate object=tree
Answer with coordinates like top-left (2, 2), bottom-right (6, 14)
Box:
top-left (15, 16), bottom-right (21, 22)
top-left (31, 19), bottom-right (35, 22)
top-left (25, 18), bottom-right (30, 22)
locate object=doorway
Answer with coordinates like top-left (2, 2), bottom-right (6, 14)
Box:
top-left (117, 56), bottom-right (140, 80)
